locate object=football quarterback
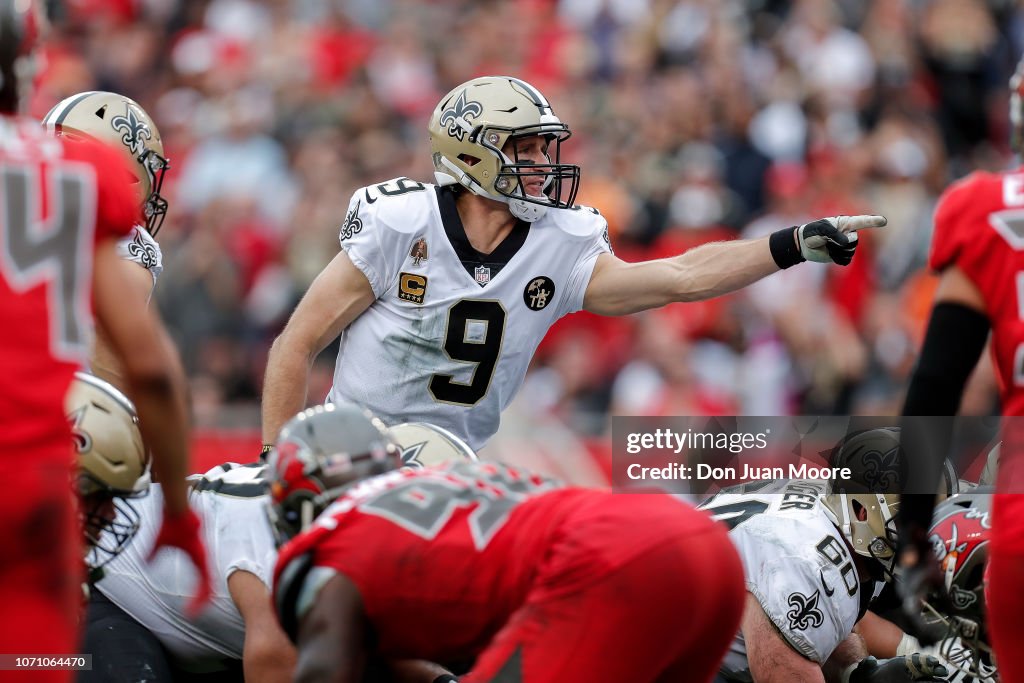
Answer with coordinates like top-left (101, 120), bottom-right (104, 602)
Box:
top-left (261, 74), bottom-right (887, 451)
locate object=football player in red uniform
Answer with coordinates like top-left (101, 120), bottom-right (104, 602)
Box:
top-left (0, 3), bottom-right (209, 678)
top-left (268, 404), bottom-right (744, 683)
top-left (898, 57), bottom-right (1024, 681)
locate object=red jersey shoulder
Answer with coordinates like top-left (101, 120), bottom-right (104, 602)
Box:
top-left (57, 135), bottom-right (139, 241)
top-left (930, 170), bottom-right (1009, 273)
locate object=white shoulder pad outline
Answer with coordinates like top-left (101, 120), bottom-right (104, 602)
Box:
top-left (343, 178), bottom-right (437, 240)
top-left (542, 203), bottom-right (610, 240)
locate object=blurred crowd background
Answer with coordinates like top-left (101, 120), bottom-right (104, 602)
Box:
top-left (31, 0), bottom-right (1023, 460)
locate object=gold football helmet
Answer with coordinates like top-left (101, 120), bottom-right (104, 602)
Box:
top-left (67, 372), bottom-right (150, 567)
top-left (43, 91), bottom-right (170, 234)
top-left (390, 422), bottom-right (479, 469)
top-left (822, 427), bottom-right (905, 576)
top-left (428, 76), bottom-right (580, 222)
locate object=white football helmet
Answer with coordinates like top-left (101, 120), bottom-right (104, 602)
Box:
top-left (428, 76), bottom-right (580, 222)
top-left (42, 91), bottom-right (170, 234)
top-left (67, 372), bottom-right (150, 568)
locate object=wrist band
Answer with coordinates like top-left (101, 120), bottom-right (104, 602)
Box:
top-left (260, 443), bottom-right (274, 459)
top-left (769, 227), bottom-right (805, 269)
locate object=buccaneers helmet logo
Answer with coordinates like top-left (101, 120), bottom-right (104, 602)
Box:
top-left (110, 104), bottom-right (153, 159)
top-left (439, 90), bottom-right (483, 142)
top-left (786, 590), bottom-right (825, 631)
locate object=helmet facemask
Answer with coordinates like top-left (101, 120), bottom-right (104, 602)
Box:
top-left (140, 148), bottom-right (170, 235)
top-left (80, 474), bottom-right (146, 571)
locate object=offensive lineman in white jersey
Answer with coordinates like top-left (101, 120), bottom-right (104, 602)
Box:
top-left (42, 91), bottom-right (168, 385)
top-left (81, 420), bottom-right (475, 683)
top-left (261, 75), bottom-right (889, 451)
top-left (699, 428), bottom-right (947, 683)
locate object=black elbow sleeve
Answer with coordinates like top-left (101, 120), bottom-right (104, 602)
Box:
top-left (902, 302), bottom-right (990, 416)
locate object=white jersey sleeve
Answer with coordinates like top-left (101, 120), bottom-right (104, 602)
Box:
top-left (338, 179), bottom-right (432, 298)
top-left (550, 206), bottom-right (612, 318)
top-left (742, 537), bottom-right (849, 663)
top-left (700, 481), bottom-right (863, 678)
top-left (115, 225), bottom-right (163, 293)
top-left (95, 462), bottom-right (277, 667)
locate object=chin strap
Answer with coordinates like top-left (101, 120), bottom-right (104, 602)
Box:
top-left (435, 161), bottom-right (549, 223)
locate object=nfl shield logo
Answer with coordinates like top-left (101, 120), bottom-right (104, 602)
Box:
top-left (474, 266), bottom-right (491, 285)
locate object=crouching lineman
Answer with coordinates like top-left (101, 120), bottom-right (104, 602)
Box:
top-left (70, 373), bottom-right (151, 583)
top-left (81, 415), bottom-right (475, 683)
top-left (699, 428), bottom-right (948, 683)
top-left (269, 404), bottom-right (745, 683)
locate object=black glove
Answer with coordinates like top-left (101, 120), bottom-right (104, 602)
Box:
top-left (895, 522), bottom-right (950, 647)
top-left (845, 655), bottom-right (948, 683)
top-left (796, 215), bottom-right (886, 265)
top-left (770, 215), bottom-right (886, 269)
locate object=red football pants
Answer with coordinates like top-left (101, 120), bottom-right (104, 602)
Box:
top-left (466, 495), bottom-right (745, 683)
top-left (0, 461), bottom-right (81, 683)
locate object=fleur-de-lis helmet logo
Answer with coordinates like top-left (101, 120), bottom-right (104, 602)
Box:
top-left (861, 445), bottom-right (901, 491)
top-left (67, 406), bottom-right (92, 454)
top-left (110, 103), bottom-right (153, 160)
top-left (439, 90), bottom-right (483, 142)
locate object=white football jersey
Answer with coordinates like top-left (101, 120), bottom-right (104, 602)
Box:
top-left (115, 225), bottom-right (163, 296)
top-left (95, 463), bottom-right (276, 670)
top-left (328, 179), bottom-right (611, 449)
top-left (699, 480), bottom-right (868, 681)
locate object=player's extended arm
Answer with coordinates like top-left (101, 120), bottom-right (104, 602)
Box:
top-left (228, 570), bottom-right (297, 683)
top-left (897, 266), bottom-right (990, 640)
top-left (583, 215), bottom-right (886, 316)
top-left (91, 258), bottom-right (156, 386)
top-left (294, 572), bottom-right (368, 683)
top-left (94, 240), bottom-right (212, 614)
top-left (262, 250), bottom-right (376, 444)
top-left (742, 593), bottom-right (826, 683)
top-left (92, 241), bottom-right (191, 516)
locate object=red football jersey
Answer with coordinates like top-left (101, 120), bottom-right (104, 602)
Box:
top-left (931, 168), bottom-right (1024, 416)
top-left (0, 116), bottom-right (138, 461)
top-left (273, 462), bottom-right (709, 664)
